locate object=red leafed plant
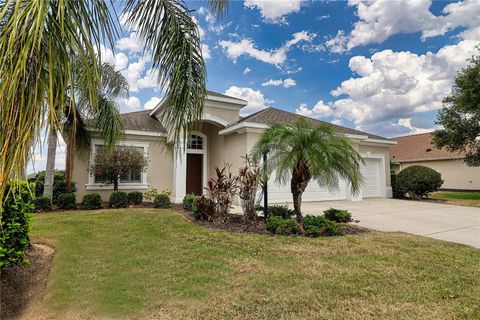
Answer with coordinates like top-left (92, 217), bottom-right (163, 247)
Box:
top-left (238, 154), bottom-right (261, 220)
top-left (205, 164), bottom-right (239, 217)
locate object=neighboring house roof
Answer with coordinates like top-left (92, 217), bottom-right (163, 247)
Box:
top-left (229, 107), bottom-right (392, 142)
top-left (120, 110), bottom-right (165, 133)
top-left (390, 132), bottom-right (465, 162)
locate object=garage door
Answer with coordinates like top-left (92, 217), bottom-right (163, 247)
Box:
top-left (361, 158), bottom-right (382, 198)
top-left (266, 172), bottom-right (347, 203)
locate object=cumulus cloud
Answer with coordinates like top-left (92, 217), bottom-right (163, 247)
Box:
top-left (224, 86), bottom-right (273, 116)
top-left (97, 45), bottom-right (129, 70)
top-left (295, 100), bottom-right (333, 118)
top-left (144, 97), bottom-right (162, 110)
top-left (201, 44), bottom-right (211, 60)
top-left (115, 33), bottom-right (142, 54)
top-left (261, 78), bottom-right (296, 88)
top-left (244, 0), bottom-right (305, 25)
top-left (118, 96), bottom-right (141, 111)
top-left (326, 0), bottom-right (480, 52)
top-left (219, 31), bottom-right (315, 66)
top-left (299, 39), bottom-right (479, 136)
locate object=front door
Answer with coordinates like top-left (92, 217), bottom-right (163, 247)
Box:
top-left (186, 153), bottom-right (203, 195)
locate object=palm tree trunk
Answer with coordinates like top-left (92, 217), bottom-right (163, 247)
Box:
top-left (292, 191), bottom-right (303, 221)
top-left (43, 129), bottom-right (58, 199)
top-left (64, 129), bottom-right (75, 193)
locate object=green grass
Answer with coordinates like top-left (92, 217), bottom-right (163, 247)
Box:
top-left (431, 191), bottom-right (480, 207)
top-left (30, 209), bottom-right (480, 319)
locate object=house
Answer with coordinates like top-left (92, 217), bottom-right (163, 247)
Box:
top-left (72, 91), bottom-right (396, 203)
top-left (390, 132), bottom-right (480, 191)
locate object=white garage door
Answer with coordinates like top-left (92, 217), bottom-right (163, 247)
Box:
top-left (361, 158), bottom-right (382, 198)
top-left (266, 172), bottom-right (347, 203)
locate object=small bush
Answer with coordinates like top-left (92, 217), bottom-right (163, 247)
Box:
top-left (183, 194), bottom-right (198, 211)
top-left (128, 191), bottom-right (143, 205)
top-left (57, 193), bottom-right (77, 210)
top-left (82, 193), bottom-right (103, 210)
top-left (303, 215), bottom-right (342, 237)
top-left (32, 196), bottom-right (52, 212)
top-left (323, 208), bottom-right (352, 223)
top-left (267, 205), bottom-right (295, 219)
top-left (193, 196), bottom-right (215, 220)
top-left (391, 174), bottom-right (403, 198)
top-left (396, 165), bottom-right (443, 199)
top-left (52, 181), bottom-right (77, 204)
top-left (1, 181), bottom-right (33, 269)
top-left (266, 216), bottom-right (299, 235)
top-left (154, 193), bottom-right (171, 208)
top-left (143, 188), bottom-right (158, 201)
top-left (109, 191), bottom-right (128, 208)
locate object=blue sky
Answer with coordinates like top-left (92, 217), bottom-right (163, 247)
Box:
top-left (28, 0), bottom-right (480, 173)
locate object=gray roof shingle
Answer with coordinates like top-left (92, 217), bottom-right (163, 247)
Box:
top-left (121, 110), bottom-right (165, 133)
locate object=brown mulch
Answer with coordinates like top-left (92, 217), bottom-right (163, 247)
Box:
top-left (1, 244), bottom-right (54, 320)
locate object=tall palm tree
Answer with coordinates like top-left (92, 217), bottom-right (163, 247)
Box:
top-left (0, 0), bottom-right (227, 209)
top-left (252, 118), bottom-right (363, 220)
top-left (43, 61), bottom-right (128, 199)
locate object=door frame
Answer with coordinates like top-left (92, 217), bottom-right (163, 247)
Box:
top-left (187, 131), bottom-right (208, 195)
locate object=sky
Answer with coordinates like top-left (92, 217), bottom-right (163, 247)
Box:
top-left (27, 0), bottom-right (480, 173)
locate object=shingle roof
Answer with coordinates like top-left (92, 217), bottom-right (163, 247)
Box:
top-left (120, 110), bottom-right (165, 133)
top-left (390, 132), bottom-right (465, 162)
top-left (232, 107), bottom-right (391, 141)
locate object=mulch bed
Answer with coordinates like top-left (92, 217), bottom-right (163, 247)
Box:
top-left (1, 243), bottom-right (54, 320)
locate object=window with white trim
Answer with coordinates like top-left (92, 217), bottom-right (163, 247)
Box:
top-left (93, 145), bottom-right (144, 184)
top-left (187, 134), bottom-right (203, 150)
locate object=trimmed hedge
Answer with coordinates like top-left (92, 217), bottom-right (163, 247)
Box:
top-left (82, 193), bottom-right (103, 210)
top-left (303, 215), bottom-right (341, 237)
top-left (396, 165), bottom-right (443, 199)
top-left (324, 208), bottom-right (352, 223)
top-left (57, 193), bottom-right (77, 210)
top-left (154, 193), bottom-right (171, 208)
top-left (1, 181), bottom-right (33, 269)
top-left (128, 191), bottom-right (143, 205)
top-left (32, 196), bottom-right (52, 212)
top-left (109, 191), bottom-right (128, 208)
top-left (266, 217), bottom-right (299, 235)
top-left (182, 194), bottom-right (198, 211)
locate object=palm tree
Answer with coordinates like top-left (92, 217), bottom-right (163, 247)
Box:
top-left (252, 118), bottom-right (363, 220)
top-left (43, 61), bottom-right (128, 199)
top-left (0, 0), bottom-right (227, 209)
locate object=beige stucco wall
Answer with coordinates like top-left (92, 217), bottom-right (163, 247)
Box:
top-left (204, 103), bottom-right (241, 124)
top-left (72, 134), bottom-right (173, 202)
top-left (398, 159), bottom-right (480, 190)
top-left (359, 144), bottom-right (392, 187)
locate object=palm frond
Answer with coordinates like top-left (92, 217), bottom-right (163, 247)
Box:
top-left (209, 0), bottom-right (229, 17)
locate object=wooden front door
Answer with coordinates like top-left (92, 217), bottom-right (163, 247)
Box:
top-left (186, 153), bottom-right (203, 195)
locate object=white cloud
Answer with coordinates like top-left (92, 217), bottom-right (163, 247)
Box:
top-left (219, 31), bottom-right (315, 66)
top-left (261, 77), bottom-right (296, 88)
top-left (224, 86), bottom-right (273, 116)
top-left (201, 44), bottom-right (211, 60)
top-left (295, 100), bottom-right (333, 118)
top-left (244, 0), bottom-right (305, 25)
top-left (191, 16), bottom-right (205, 39)
top-left (299, 39), bottom-right (479, 136)
top-left (120, 56), bottom-right (153, 92)
top-left (317, 15), bottom-right (330, 21)
top-left (118, 96), bottom-right (141, 111)
top-left (144, 97), bottom-right (162, 110)
top-left (243, 67), bottom-right (251, 75)
top-left (115, 33), bottom-right (142, 54)
top-left (327, 0), bottom-right (480, 52)
top-left (98, 45), bottom-right (129, 70)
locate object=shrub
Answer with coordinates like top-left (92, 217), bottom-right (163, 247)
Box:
top-left (205, 165), bottom-right (239, 216)
top-left (154, 193), bottom-right (171, 208)
top-left (193, 196), bottom-right (215, 220)
top-left (183, 194), bottom-right (198, 211)
top-left (143, 188), bottom-right (158, 201)
top-left (57, 193), bottom-right (76, 210)
top-left (391, 174), bottom-right (404, 198)
top-left (52, 181), bottom-right (77, 204)
top-left (109, 191), bottom-right (128, 208)
top-left (323, 208), bottom-right (352, 223)
top-left (82, 193), bottom-right (103, 210)
top-left (396, 165), bottom-right (443, 199)
top-left (1, 182), bottom-right (33, 269)
top-left (266, 216), bottom-right (299, 235)
top-left (268, 205), bottom-right (295, 219)
top-left (238, 155), bottom-right (261, 220)
top-left (128, 191), bottom-right (143, 205)
top-left (32, 196), bottom-right (52, 212)
top-left (303, 215), bottom-right (342, 237)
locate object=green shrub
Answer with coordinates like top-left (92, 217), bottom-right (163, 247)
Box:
top-left (128, 191), bottom-right (143, 205)
top-left (267, 205), bottom-right (295, 219)
top-left (1, 181), bottom-right (34, 269)
top-left (143, 188), bottom-right (158, 201)
top-left (57, 193), bottom-right (77, 210)
top-left (396, 165), bottom-right (443, 199)
top-left (32, 196), bottom-right (52, 212)
top-left (303, 215), bottom-right (342, 237)
top-left (182, 194), bottom-right (198, 211)
top-left (82, 193), bottom-right (103, 210)
top-left (193, 196), bottom-right (215, 220)
top-left (323, 208), bottom-right (352, 223)
top-left (109, 191), bottom-right (128, 208)
top-left (154, 193), bottom-right (171, 208)
top-left (266, 216), bottom-right (299, 235)
top-left (52, 181), bottom-right (77, 204)
top-left (391, 174), bottom-right (404, 198)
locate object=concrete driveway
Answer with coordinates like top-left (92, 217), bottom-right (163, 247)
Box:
top-left (299, 198), bottom-right (480, 248)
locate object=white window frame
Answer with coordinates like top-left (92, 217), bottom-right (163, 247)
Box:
top-left (86, 139), bottom-right (150, 190)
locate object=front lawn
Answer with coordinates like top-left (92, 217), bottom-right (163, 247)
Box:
top-left (24, 209), bottom-right (480, 319)
top-left (431, 191), bottom-right (480, 207)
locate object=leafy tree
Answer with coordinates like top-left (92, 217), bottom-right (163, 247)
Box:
top-left (252, 118), bottom-right (363, 220)
top-left (89, 147), bottom-right (149, 191)
top-left (0, 0), bottom-right (227, 211)
top-left (432, 49), bottom-right (480, 167)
